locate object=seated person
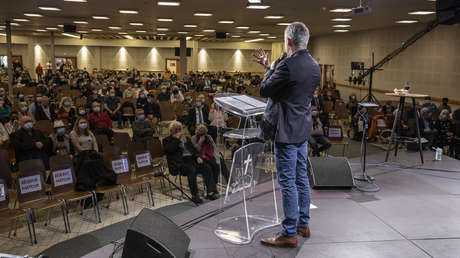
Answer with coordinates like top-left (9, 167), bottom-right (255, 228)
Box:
top-left (433, 109), bottom-right (454, 148)
top-left (170, 86), bottom-right (184, 103)
top-left (191, 125), bottom-right (229, 183)
top-left (421, 97), bottom-right (438, 113)
top-left (87, 101), bottom-right (113, 140)
top-left (309, 109), bottom-right (332, 156)
top-left (132, 109), bottom-right (155, 142)
top-left (104, 89), bottom-right (122, 128)
top-left (50, 120), bottom-right (73, 158)
top-left (163, 121), bottom-right (218, 204)
top-left (34, 95), bottom-right (56, 121)
top-left (57, 97), bottom-right (76, 126)
top-left (123, 84), bottom-right (136, 99)
top-left (143, 94), bottom-right (161, 124)
top-left (136, 92), bottom-right (148, 109)
top-left (70, 117), bottom-right (98, 155)
top-left (186, 95), bottom-right (210, 137)
top-left (11, 116), bottom-right (51, 169)
top-left (157, 85), bottom-right (170, 102)
top-left (439, 98), bottom-right (452, 113)
top-left (0, 98), bottom-right (11, 121)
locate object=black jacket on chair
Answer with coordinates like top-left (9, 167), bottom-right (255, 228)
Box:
top-left (260, 49), bottom-right (321, 144)
top-left (163, 135), bottom-right (199, 176)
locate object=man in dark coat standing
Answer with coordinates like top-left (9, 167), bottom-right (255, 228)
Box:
top-left (254, 22), bottom-right (321, 248)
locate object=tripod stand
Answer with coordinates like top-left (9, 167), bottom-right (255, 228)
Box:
top-left (360, 52), bottom-right (382, 104)
top-left (354, 102), bottom-right (380, 192)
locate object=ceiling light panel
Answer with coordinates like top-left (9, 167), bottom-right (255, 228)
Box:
top-left (157, 1), bottom-right (181, 6)
top-left (38, 7), bottom-right (61, 11)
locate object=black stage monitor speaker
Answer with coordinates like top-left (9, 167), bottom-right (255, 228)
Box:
top-left (63, 24), bottom-right (76, 33)
top-left (174, 47), bottom-right (192, 57)
top-left (308, 157), bottom-right (354, 189)
top-left (216, 32), bottom-right (227, 39)
top-left (122, 208), bottom-right (190, 258)
top-left (437, 0), bottom-right (460, 24)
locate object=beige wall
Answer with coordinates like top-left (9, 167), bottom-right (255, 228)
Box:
top-left (310, 24), bottom-right (460, 103)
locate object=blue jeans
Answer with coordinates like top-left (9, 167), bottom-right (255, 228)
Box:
top-left (275, 141), bottom-right (311, 237)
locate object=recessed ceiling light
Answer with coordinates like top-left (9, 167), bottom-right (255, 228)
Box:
top-left (92, 16), bottom-right (110, 20)
top-left (157, 28), bottom-right (169, 31)
top-left (203, 29), bottom-right (215, 32)
top-left (276, 22), bottom-right (291, 26)
top-left (157, 18), bottom-right (173, 22)
top-left (91, 28), bottom-right (103, 31)
top-left (119, 10), bottom-right (139, 14)
top-left (136, 30), bottom-right (147, 33)
top-left (64, 0), bottom-right (87, 2)
top-left (329, 8), bottom-right (352, 13)
top-left (194, 34), bottom-right (204, 36)
top-left (0, 33), bottom-right (6, 36)
top-left (184, 24), bottom-right (197, 28)
top-left (77, 30), bottom-right (88, 33)
top-left (331, 18), bottom-right (352, 22)
top-left (395, 20), bottom-right (419, 24)
top-left (36, 29), bottom-right (47, 32)
top-left (408, 11), bottom-right (435, 15)
top-left (248, 30), bottom-right (261, 33)
top-left (129, 22), bottom-right (144, 26)
top-left (13, 18), bottom-right (30, 22)
top-left (58, 24), bottom-right (64, 28)
top-left (218, 20), bottom-right (234, 24)
top-left (10, 23), bottom-right (20, 26)
top-left (178, 31), bottom-right (188, 34)
top-left (260, 33), bottom-right (269, 36)
top-left (245, 38), bottom-right (264, 42)
top-left (38, 6), bottom-right (62, 11)
top-left (246, 2), bottom-right (271, 9)
top-left (186, 36), bottom-right (192, 40)
top-left (248, 0), bottom-right (262, 3)
top-left (124, 35), bottom-right (134, 39)
top-left (267, 36), bottom-right (277, 39)
top-left (24, 13), bottom-right (43, 17)
top-left (231, 35), bottom-right (241, 38)
top-left (46, 27), bottom-right (58, 30)
top-left (194, 12), bottom-right (213, 16)
top-left (74, 21), bottom-right (88, 24)
top-left (118, 32), bottom-right (128, 35)
top-left (332, 24), bottom-right (351, 28)
top-left (157, 1), bottom-right (181, 6)
top-left (157, 33), bottom-right (166, 36)
top-left (334, 29), bottom-right (349, 32)
top-left (108, 26), bottom-right (121, 30)
top-left (264, 15), bottom-right (284, 19)
top-left (236, 26), bottom-right (250, 29)
top-left (62, 33), bottom-right (80, 38)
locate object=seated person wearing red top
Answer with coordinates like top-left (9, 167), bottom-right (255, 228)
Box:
top-left (87, 101), bottom-right (113, 140)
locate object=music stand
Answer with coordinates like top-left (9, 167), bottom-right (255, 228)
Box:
top-left (354, 102), bottom-right (380, 192)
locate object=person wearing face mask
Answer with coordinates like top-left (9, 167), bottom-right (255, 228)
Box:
top-left (0, 99), bottom-right (11, 121)
top-left (28, 94), bottom-right (42, 115)
top-left (50, 120), bottom-right (72, 158)
top-left (421, 96), bottom-right (438, 113)
top-left (157, 85), bottom-right (170, 102)
top-left (34, 95), bottom-right (56, 121)
top-left (104, 89), bottom-right (122, 129)
top-left (186, 95), bottom-right (210, 138)
top-left (170, 86), bottom-right (184, 103)
top-left (132, 109), bottom-right (155, 142)
top-left (123, 84), bottom-right (136, 99)
top-left (88, 101), bottom-right (113, 140)
top-left (57, 97), bottom-right (76, 125)
top-left (439, 98), bottom-right (452, 113)
top-left (136, 92), bottom-right (148, 109)
top-left (308, 109), bottom-right (332, 156)
top-left (70, 117), bottom-right (98, 154)
top-left (143, 94), bottom-right (161, 125)
top-left (11, 116), bottom-right (51, 169)
top-left (433, 109), bottom-right (454, 149)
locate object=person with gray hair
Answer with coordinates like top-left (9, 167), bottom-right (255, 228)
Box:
top-left (254, 22), bottom-right (321, 248)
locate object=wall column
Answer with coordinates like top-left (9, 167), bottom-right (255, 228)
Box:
top-left (179, 37), bottom-right (187, 79)
top-left (50, 32), bottom-right (56, 72)
top-left (5, 21), bottom-right (13, 98)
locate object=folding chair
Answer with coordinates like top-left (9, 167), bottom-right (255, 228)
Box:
top-left (16, 172), bottom-right (70, 243)
top-left (158, 102), bottom-right (177, 136)
top-left (0, 149), bottom-right (13, 189)
top-left (95, 134), bottom-right (111, 152)
top-left (0, 179), bottom-right (36, 245)
top-left (113, 132), bottom-right (131, 155)
top-left (49, 155), bottom-right (101, 225)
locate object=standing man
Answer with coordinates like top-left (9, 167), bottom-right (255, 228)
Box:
top-left (254, 22), bottom-right (320, 248)
top-left (35, 63), bottom-right (43, 81)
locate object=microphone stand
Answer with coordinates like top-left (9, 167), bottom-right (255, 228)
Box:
top-left (154, 172), bottom-right (199, 206)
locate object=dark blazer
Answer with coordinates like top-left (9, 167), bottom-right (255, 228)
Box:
top-left (34, 103), bottom-right (57, 121)
top-left (186, 106), bottom-right (210, 129)
top-left (10, 128), bottom-right (50, 166)
top-left (163, 135), bottom-right (199, 176)
top-left (260, 49), bottom-right (321, 144)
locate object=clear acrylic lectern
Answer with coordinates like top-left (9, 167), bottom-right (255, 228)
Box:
top-left (213, 93), bottom-right (280, 245)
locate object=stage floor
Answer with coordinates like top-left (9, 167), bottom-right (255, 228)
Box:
top-left (173, 150), bottom-right (460, 258)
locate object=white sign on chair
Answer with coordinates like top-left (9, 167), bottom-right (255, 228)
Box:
top-left (0, 183), bottom-right (6, 201)
top-left (112, 158), bottom-right (130, 174)
top-left (53, 168), bottom-right (73, 187)
top-left (136, 153), bottom-right (151, 168)
top-left (19, 175), bottom-right (42, 194)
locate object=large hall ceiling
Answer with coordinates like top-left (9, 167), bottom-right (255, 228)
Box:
top-left (0, 0), bottom-right (438, 41)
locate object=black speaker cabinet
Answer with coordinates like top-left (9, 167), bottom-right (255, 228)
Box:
top-left (308, 157), bottom-right (354, 189)
top-left (122, 208), bottom-right (190, 258)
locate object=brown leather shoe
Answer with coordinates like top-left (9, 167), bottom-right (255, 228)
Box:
top-left (297, 226), bottom-right (311, 238)
top-left (261, 234), bottom-right (298, 248)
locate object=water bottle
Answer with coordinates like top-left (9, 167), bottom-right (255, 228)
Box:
top-left (435, 148), bottom-right (443, 161)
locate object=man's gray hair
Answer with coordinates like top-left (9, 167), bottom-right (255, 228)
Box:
top-left (284, 22), bottom-right (310, 48)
